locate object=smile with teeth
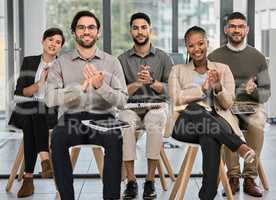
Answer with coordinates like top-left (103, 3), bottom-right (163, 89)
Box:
top-left (194, 52), bottom-right (202, 57)
top-left (137, 36), bottom-right (145, 40)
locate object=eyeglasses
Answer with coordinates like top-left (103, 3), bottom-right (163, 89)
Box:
top-left (76, 24), bottom-right (97, 32)
top-left (228, 24), bottom-right (247, 30)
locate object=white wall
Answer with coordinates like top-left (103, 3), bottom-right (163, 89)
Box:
top-left (24, 0), bottom-right (46, 56)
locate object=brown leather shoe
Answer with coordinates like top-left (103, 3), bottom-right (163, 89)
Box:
top-left (243, 177), bottom-right (263, 197)
top-left (222, 176), bottom-right (240, 196)
top-left (17, 177), bottom-right (34, 198)
top-left (40, 159), bottom-right (53, 178)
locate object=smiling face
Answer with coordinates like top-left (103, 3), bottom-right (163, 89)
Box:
top-left (74, 16), bottom-right (99, 48)
top-left (185, 32), bottom-right (208, 62)
top-left (42, 34), bottom-right (63, 57)
top-left (225, 19), bottom-right (249, 45)
top-left (130, 18), bottom-right (151, 46)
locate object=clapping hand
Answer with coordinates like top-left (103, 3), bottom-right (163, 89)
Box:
top-left (137, 65), bottom-right (153, 85)
top-left (245, 77), bottom-right (257, 94)
top-left (208, 69), bottom-right (222, 92)
top-left (82, 63), bottom-right (104, 91)
top-left (37, 68), bottom-right (48, 88)
top-left (202, 69), bottom-right (222, 93)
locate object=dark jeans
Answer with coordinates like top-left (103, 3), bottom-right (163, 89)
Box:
top-left (172, 103), bottom-right (244, 200)
top-left (23, 114), bottom-right (49, 173)
top-left (51, 112), bottom-right (122, 200)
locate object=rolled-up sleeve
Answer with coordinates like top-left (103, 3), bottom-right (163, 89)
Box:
top-left (45, 60), bottom-right (84, 108)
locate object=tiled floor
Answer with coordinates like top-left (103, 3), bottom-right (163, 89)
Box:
top-left (0, 125), bottom-right (275, 200)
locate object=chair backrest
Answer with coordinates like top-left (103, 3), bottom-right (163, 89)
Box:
top-left (168, 53), bottom-right (185, 65)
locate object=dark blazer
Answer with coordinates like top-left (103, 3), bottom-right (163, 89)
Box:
top-left (9, 55), bottom-right (58, 129)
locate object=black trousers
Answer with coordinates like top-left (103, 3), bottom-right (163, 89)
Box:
top-left (172, 103), bottom-right (244, 200)
top-left (51, 112), bottom-right (122, 200)
top-left (22, 113), bottom-right (50, 173)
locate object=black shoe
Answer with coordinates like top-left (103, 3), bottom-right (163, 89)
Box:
top-left (143, 181), bottom-right (157, 199)
top-left (104, 199), bottom-right (119, 200)
top-left (123, 180), bottom-right (138, 199)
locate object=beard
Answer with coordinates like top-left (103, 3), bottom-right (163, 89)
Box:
top-left (76, 34), bottom-right (97, 48)
top-left (228, 33), bottom-right (245, 45)
top-left (132, 36), bottom-right (149, 46)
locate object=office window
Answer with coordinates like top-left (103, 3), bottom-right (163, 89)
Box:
top-left (46, 0), bottom-right (103, 51)
top-left (111, 0), bottom-right (172, 57)
top-left (178, 0), bottom-right (220, 56)
top-left (0, 0), bottom-right (5, 111)
top-left (255, 0), bottom-right (276, 51)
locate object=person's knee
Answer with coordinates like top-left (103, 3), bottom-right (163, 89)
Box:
top-left (144, 117), bottom-right (167, 135)
top-left (118, 110), bottom-right (139, 123)
top-left (200, 136), bottom-right (220, 150)
top-left (51, 127), bottom-right (67, 150)
top-left (104, 130), bottom-right (123, 148)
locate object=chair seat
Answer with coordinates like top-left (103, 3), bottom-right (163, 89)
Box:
top-left (182, 142), bottom-right (200, 147)
top-left (70, 144), bottom-right (103, 149)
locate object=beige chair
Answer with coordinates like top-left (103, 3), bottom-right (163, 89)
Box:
top-left (5, 140), bottom-right (24, 192)
top-left (121, 143), bottom-right (176, 191)
top-left (258, 159), bottom-right (269, 190)
top-left (166, 106), bottom-right (269, 200)
top-left (169, 143), bottom-right (234, 200)
top-left (69, 145), bottom-right (104, 177)
top-left (97, 128), bottom-right (176, 191)
top-left (5, 138), bottom-right (104, 193)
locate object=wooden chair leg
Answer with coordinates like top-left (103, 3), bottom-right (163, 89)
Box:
top-left (160, 145), bottom-right (176, 181)
top-left (121, 161), bottom-right (127, 182)
top-left (169, 146), bottom-right (198, 200)
top-left (157, 160), bottom-right (168, 191)
top-left (6, 141), bottom-right (24, 192)
top-left (169, 147), bottom-right (191, 200)
top-left (48, 131), bottom-right (60, 198)
top-left (258, 160), bottom-right (269, 190)
top-left (70, 147), bottom-right (81, 170)
top-left (219, 159), bottom-right (233, 200)
top-left (18, 161), bottom-right (25, 181)
top-left (91, 147), bottom-right (104, 178)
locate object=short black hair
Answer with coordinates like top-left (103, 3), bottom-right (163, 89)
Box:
top-left (184, 26), bottom-right (207, 44)
top-left (43, 27), bottom-right (65, 46)
top-left (71, 10), bottom-right (101, 33)
top-left (130, 12), bottom-right (151, 27)
top-left (227, 12), bottom-right (247, 23)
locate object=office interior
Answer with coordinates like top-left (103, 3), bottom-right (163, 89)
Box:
top-left (0, 0), bottom-right (276, 199)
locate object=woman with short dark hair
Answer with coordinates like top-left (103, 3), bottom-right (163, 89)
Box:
top-left (9, 27), bottom-right (65, 198)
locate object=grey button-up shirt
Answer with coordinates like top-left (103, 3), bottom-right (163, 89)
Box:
top-left (45, 48), bottom-right (128, 118)
top-left (118, 45), bottom-right (173, 97)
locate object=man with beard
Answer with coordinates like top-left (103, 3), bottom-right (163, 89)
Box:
top-left (118, 12), bottom-right (173, 199)
top-left (45, 10), bottom-right (128, 200)
top-left (209, 12), bottom-right (271, 197)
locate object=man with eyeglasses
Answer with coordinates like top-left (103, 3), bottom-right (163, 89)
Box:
top-left (46, 10), bottom-right (128, 200)
top-left (118, 12), bottom-right (173, 199)
top-left (209, 12), bottom-right (271, 197)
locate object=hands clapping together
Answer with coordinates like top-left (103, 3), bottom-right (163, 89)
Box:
top-left (82, 63), bottom-right (104, 92)
top-left (202, 69), bottom-right (223, 93)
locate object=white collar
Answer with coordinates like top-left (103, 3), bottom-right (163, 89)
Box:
top-left (226, 41), bottom-right (247, 52)
top-left (41, 57), bottom-right (55, 68)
